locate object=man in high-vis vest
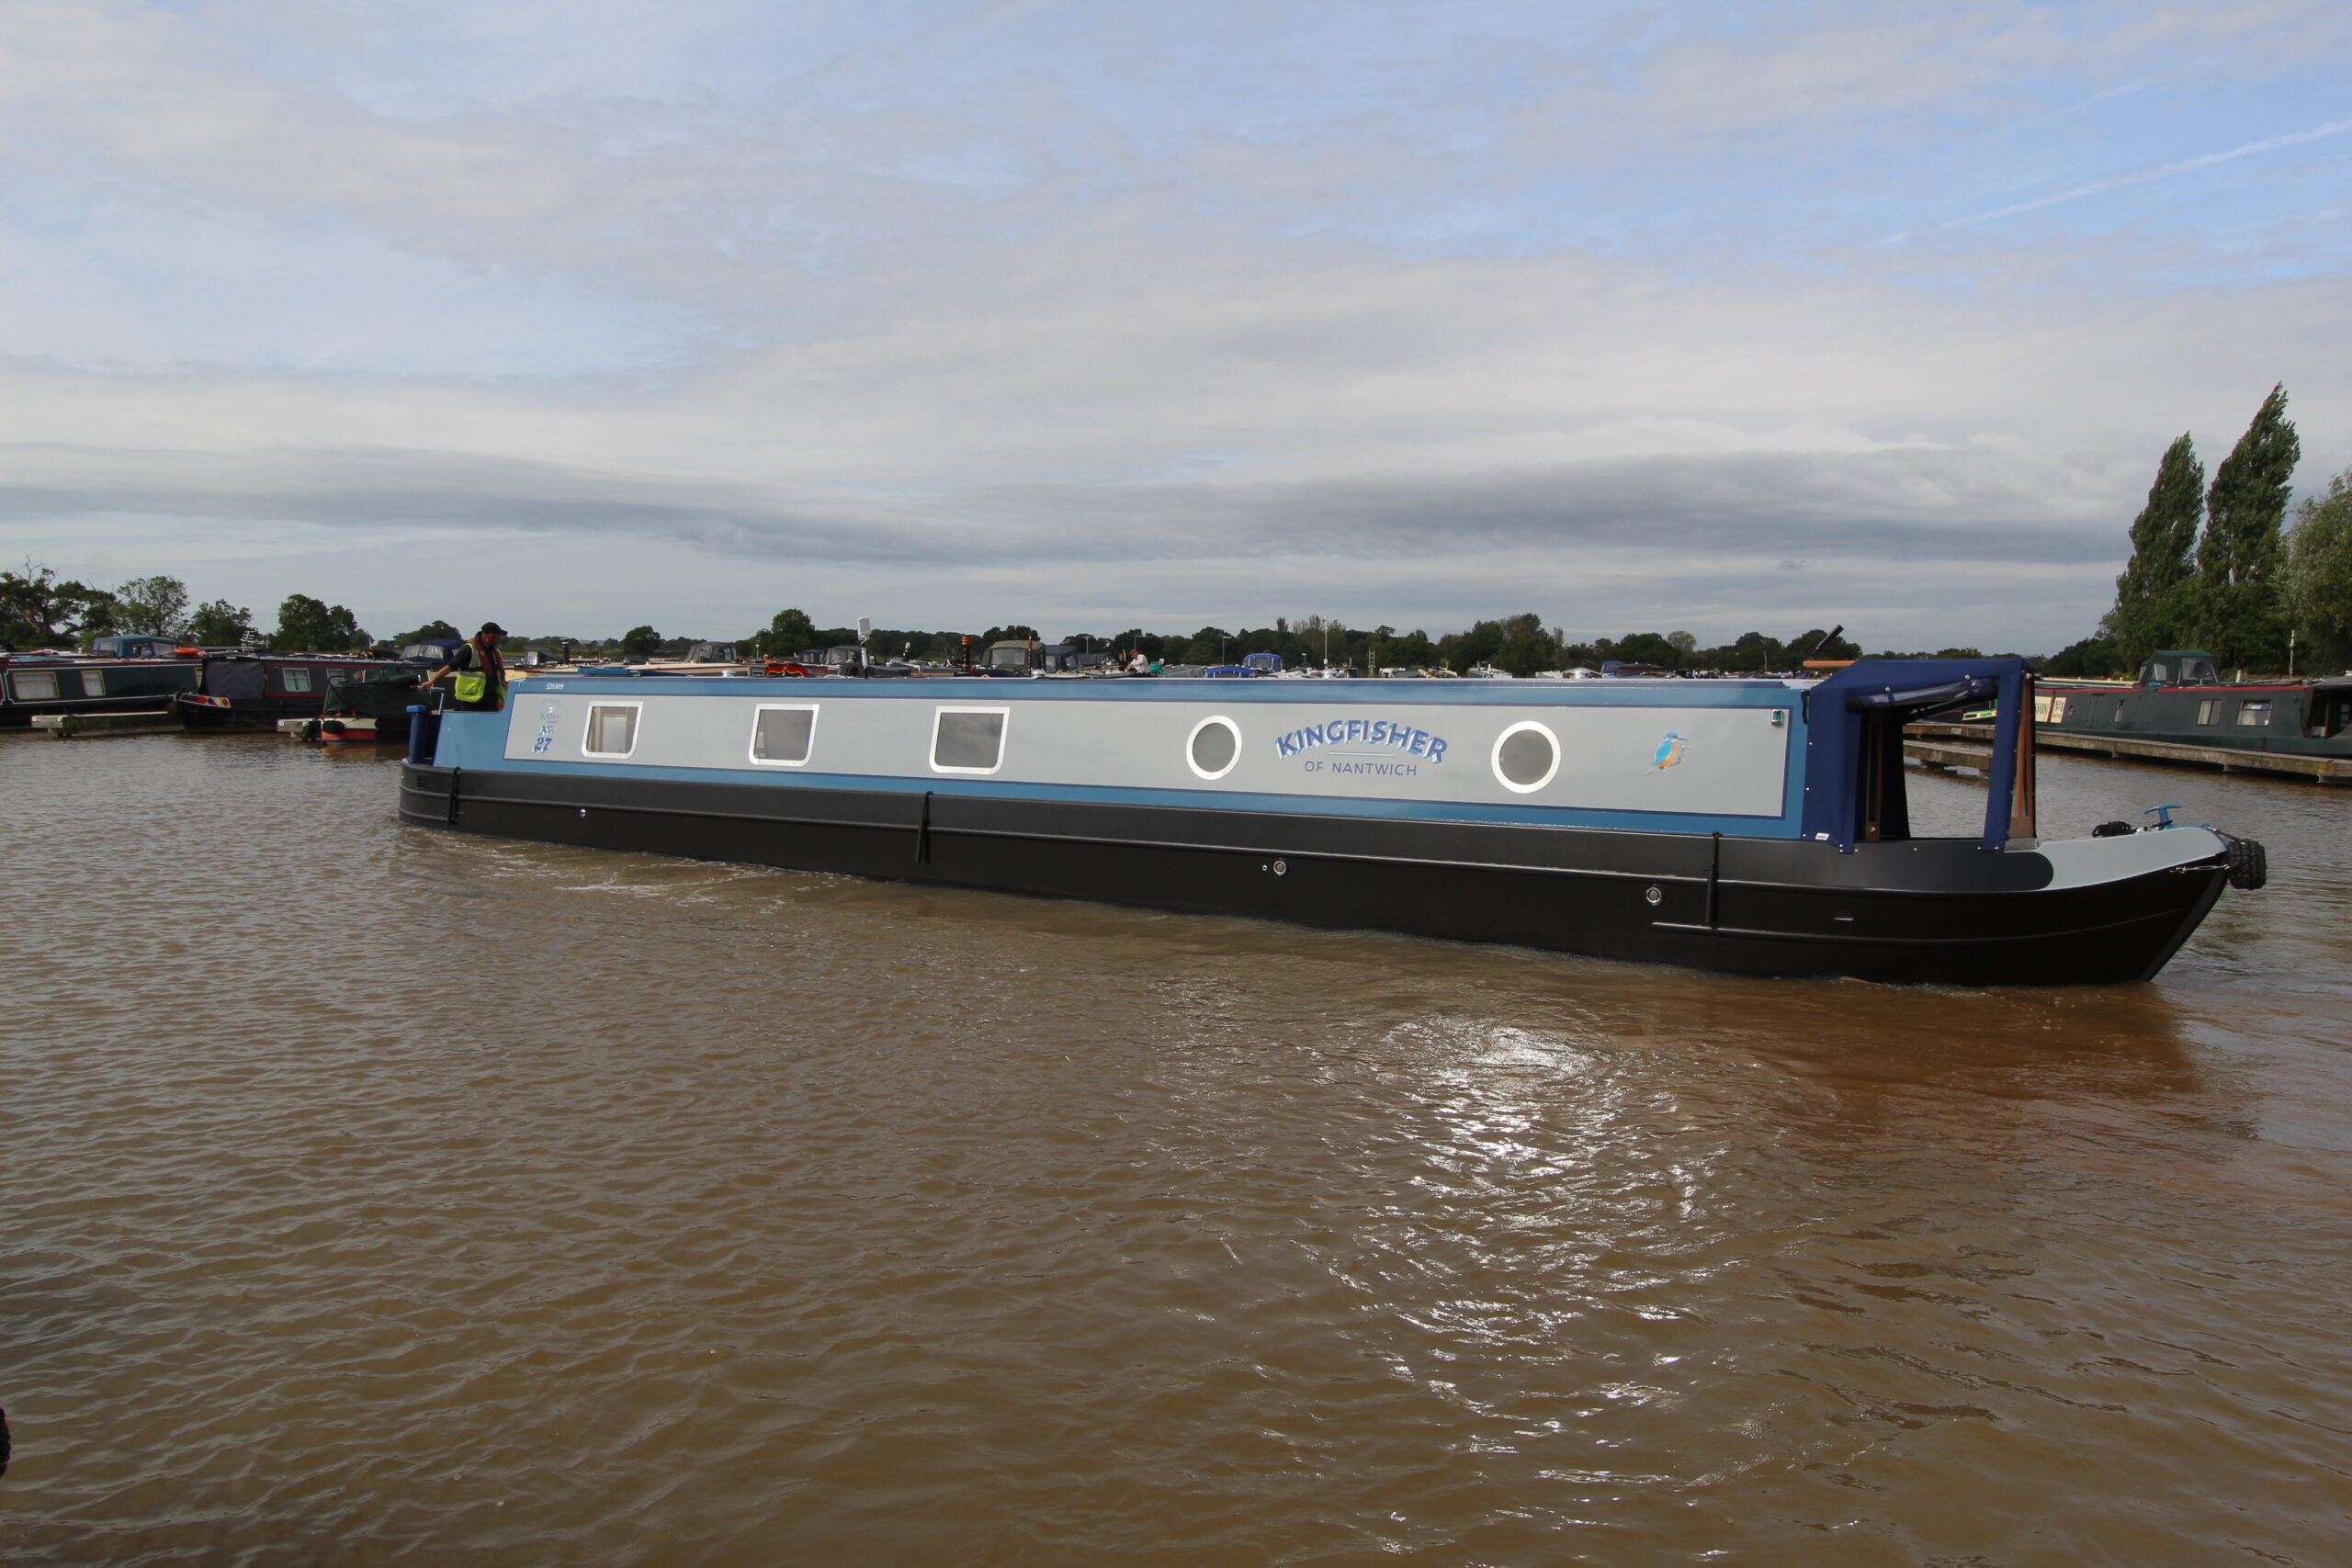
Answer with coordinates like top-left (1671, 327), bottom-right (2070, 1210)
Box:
top-left (423, 622), bottom-right (509, 711)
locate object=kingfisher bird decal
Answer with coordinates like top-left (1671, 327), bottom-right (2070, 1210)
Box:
top-left (1650, 732), bottom-right (1687, 771)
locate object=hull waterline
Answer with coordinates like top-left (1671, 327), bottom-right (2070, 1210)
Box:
top-left (398, 761), bottom-right (2231, 986)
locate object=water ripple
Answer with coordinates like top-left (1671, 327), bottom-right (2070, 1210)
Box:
top-left (1, 734), bottom-right (2348, 1564)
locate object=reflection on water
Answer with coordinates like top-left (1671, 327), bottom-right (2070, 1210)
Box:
top-left (3, 733), bottom-right (2348, 1564)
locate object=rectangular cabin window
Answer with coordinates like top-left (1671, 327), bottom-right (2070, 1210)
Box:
top-left (749, 705), bottom-right (818, 766)
top-left (2197, 699), bottom-right (2220, 725)
top-left (931, 706), bottom-right (1008, 774)
top-left (81, 670), bottom-right (107, 696)
top-left (583, 703), bottom-right (641, 757)
top-left (11, 671), bottom-right (60, 701)
top-left (2046, 695), bottom-right (2068, 723)
top-left (2236, 700), bottom-right (2271, 728)
top-left (281, 667), bottom-right (313, 693)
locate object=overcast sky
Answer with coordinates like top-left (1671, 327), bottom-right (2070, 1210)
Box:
top-left (4, 1), bottom-right (2348, 649)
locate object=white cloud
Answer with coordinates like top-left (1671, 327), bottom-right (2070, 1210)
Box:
top-left (1, 0), bottom-right (2347, 652)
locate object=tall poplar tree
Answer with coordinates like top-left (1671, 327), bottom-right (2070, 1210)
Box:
top-left (2284, 468), bottom-right (2352, 671)
top-left (2104, 433), bottom-right (2202, 663)
top-left (2195, 383), bottom-right (2299, 669)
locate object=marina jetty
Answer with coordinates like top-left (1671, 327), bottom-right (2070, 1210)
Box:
top-left (398, 657), bottom-right (2268, 986)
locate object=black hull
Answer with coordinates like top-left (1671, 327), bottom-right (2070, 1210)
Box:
top-left (399, 765), bottom-right (2228, 985)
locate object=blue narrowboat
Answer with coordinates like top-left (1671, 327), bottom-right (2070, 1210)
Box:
top-left (398, 659), bottom-right (2265, 985)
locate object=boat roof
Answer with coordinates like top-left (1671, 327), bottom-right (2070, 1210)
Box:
top-left (514, 670), bottom-right (1813, 709)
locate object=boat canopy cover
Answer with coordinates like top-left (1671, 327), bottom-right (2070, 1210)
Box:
top-left (202, 659), bottom-right (267, 702)
top-left (1801, 658), bottom-right (2031, 853)
top-left (325, 664), bottom-right (423, 719)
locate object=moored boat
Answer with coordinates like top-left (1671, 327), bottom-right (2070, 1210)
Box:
top-left (2039, 650), bottom-right (2352, 761)
top-left (175, 654), bottom-right (405, 733)
top-left (397, 658), bottom-right (2266, 984)
top-left (1, 654), bottom-right (202, 728)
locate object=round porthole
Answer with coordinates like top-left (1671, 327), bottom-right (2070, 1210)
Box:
top-left (1187, 715), bottom-right (1241, 781)
top-left (1491, 721), bottom-right (1559, 794)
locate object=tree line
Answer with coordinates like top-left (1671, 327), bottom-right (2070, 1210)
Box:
top-left (2058, 383), bottom-right (2352, 677)
top-left (0, 569), bottom-right (414, 653)
top-left (727, 606), bottom-right (1940, 675)
top-left (6, 564), bottom-right (1986, 677)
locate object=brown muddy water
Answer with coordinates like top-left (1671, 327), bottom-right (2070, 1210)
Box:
top-left (2, 731), bottom-right (2348, 1566)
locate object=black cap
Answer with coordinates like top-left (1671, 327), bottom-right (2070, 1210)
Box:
top-left (479, 622), bottom-right (507, 637)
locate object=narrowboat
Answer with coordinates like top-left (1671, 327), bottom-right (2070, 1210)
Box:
top-left (315, 663), bottom-right (430, 744)
top-left (175, 655), bottom-right (404, 733)
top-left (397, 658), bottom-right (2265, 985)
top-left (1, 655), bottom-right (201, 728)
top-left (2040, 650), bottom-right (2352, 761)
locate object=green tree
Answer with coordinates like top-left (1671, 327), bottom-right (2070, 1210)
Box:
top-left (2284, 466), bottom-right (2352, 673)
top-left (1380, 629), bottom-right (1436, 668)
top-left (115, 574), bottom-right (192, 637)
top-left (620, 625), bottom-right (662, 659)
top-left (1601, 631), bottom-right (1681, 668)
top-left (0, 563), bottom-right (110, 647)
top-left (391, 618), bottom-right (463, 646)
top-left (751, 607), bottom-right (819, 658)
top-left (1175, 626), bottom-right (1229, 664)
top-left (1700, 632), bottom-right (1785, 672)
top-left (1789, 626), bottom-right (1860, 662)
top-left (1491, 613), bottom-right (1559, 675)
top-left (186, 600), bottom-right (254, 646)
top-left (2194, 383), bottom-right (2299, 669)
top-left (274, 593), bottom-right (367, 651)
top-left (74, 591), bottom-right (125, 645)
top-left (1438, 613), bottom-right (1559, 673)
top-left (2104, 433), bottom-right (2203, 662)
top-left (2040, 634), bottom-right (2122, 678)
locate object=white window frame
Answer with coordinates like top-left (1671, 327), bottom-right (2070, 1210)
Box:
top-left (1490, 720), bottom-right (1561, 795)
top-left (280, 666), bottom-right (313, 693)
top-left (747, 703), bottom-right (820, 768)
top-left (929, 705), bottom-right (1011, 775)
top-left (582, 700), bottom-right (645, 759)
top-left (1184, 714), bottom-right (1242, 781)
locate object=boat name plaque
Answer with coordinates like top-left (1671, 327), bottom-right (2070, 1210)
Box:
top-left (1274, 716), bottom-right (1448, 767)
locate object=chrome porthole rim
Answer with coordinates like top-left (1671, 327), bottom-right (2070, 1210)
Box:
top-left (1185, 714), bottom-right (1243, 781)
top-left (1490, 719), bottom-right (1560, 795)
